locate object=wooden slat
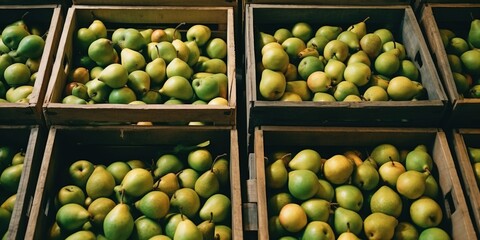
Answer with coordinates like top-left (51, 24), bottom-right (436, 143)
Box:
top-left (72, 0), bottom-right (238, 7)
top-left (43, 6), bottom-right (236, 126)
top-left (254, 126), bottom-right (477, 239)
top-left (245, 5), bottom-right (448, 131)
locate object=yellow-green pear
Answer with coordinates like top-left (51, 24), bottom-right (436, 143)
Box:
top-left (199, 193), bottom-right (231, 223)
top-left (316, 25), bottom-right (343, 41)
top-left (370, 185), bottom-right (402, 217)
top-left (1, 25), bottom-right (29, 50)
top-left (135, 190), bottom-right (170, 220)
top-left (198, 217), bottom-right (215, 240)
top-left (259, 69), bottom-right (286, 100)
top-left (146, 57), bottom-right (166, 86)
top-left (301, 199), bottom-right (330, 222)
top-left (387, 76), bottom-right (424, 101)
top-left (65, 230), bottom-right (96, 240)
top-left (288, 149), bottom-right (322, 173)
top-left (206, 38), bottom-right (227, 59)
top-left (285, 81), bottom-right (312, 101)
top-left (0, 164), bottom-right (23, 193)
top-left (278, 203), bottom-right (307, 233)
top-left (370, 143), bottom-right (400, 166)
top-left (323, 154), bottom-right (354, 185)
top-left (88, 38), bottom-right (116, 67)
top-left (396, 170), bottom-right (428, 199)
top-left (174, 217), bottom-right (202, 240)
top-left (347, 17), bottom-right (369, 39)
top-left (302, 221), bottom-right (335, 240)
top-left (98, 63), bottom-right (129, 89)
top-left (363, 212), bottom-right (398, 240)
top-left (170, 188), bottom-right (201, 219)
top-left (154, 154), bottom-right (184, 178)
top-left (15, 34), bottom-right (44, 59)
top-left (167, 58), bottom-right (193, 79)
top-left (394, 222), bottom-right (419, 240)
top-left (410, 197), bottom-right (443, 228)
top-left (156, 172), bottom-right (180, 197)
top-left (185, 41), bottom-right (201, 67)
top-left (334, 207), bottom-right (363, 236)
top-left (132, 215), bottom-right (163, 240)
top-left (4, 62), bottom-right (30, 87)
top-left (335, 185), bottom-right (364, 212)
top-left (405, 144), bottom-right (433, 172)
top-left (1, 194), bottom-right (16, 212)
top-left (186, 24), bottom-right (211, 47)
top-left (266, 159), bottom-right (288, 189)
top-left (88, 197), bottom-right (116, 229)
top-left (121, 168), bottom-right (154, 198)
top-left (85, 165), bottom-right (115, 200)
top-left (88, 20), bottom-right (107, 39)
top-left (103, 203), bottom-right (134, 240)
top-left (121, 48), bottom-right (146, 73)
top-left (56, 203), bottom-right (91, 232)
top-left (419, 227), bottom-right (450, 240)
top-left (195, 168), bottom-right (220, 199)
top-left (159, 76), bottom-right (194, 101)
top-left (214, 225), bottom-right (232, 240)
top-left (288, 169), bottom-right (319, 200)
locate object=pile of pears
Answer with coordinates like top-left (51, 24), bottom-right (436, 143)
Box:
top-left (438, 18), bottom-right (480, 97)
top-left (265, 143), bottom-right (451, 239)
top-left (0, 145), bottom-right (26, 237)
top-left (63, 19), bottom-right (229, 106)
top-left (50, 145), bottom-right (233, 239)
top-left (0, 18), bottom-right (46, 103)
top-left (257, 18), bottom-right (427, 102)
top-left (467, 146), bottom-right (480, 186)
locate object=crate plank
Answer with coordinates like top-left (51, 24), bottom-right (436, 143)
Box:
top-left (25, 125), bottom-right (242, 240)
top-left (43, 6), bottom-right (236, 126)
top-left (254, 126), bottom-right (477, 239)
top-left (245, 5), bottom-right (448, 131)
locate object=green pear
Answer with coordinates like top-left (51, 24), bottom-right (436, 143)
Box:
top-left (316, 25), bottom-right (343, 41)
top-left (121, 168), bottom-right (153, 198)
top-left (378, 160), bottom-right (406, 187)
top-left (116, 28), bottom-right (146, 51)
top-left (374, 51), bottom-right (400, 77)
top-left (282, 37), bottom-right (306, 61)
top-left (69, 160), bottom-right (95, 189)
top-left (0, 36), bottom-right (12, 54)
top-left (174, 217), bottom-right (202, 240)
top-left (307, 36), bottom-right (330, 55)
top-left (302, 221), bottom-right (335, 240)
top-left (86, 78), bottom-right (112, 103)
top-left (187, 149), bottom-right (213, 172)
top-left (370, 185), bottom-right (402, 217)
top-left (453, 72), bottom-right (470, 95)
top-left (410, 197), bottom-right (443, 228)
top-left (56, 185), bottom-right (85, 207)
top-left (405, 144), bottom-right (433, 172)
top-left (156, 172), bottom-right (180, 197)
top-left (447, 37), bottom-right (469, 56)
top-left (197, 217), bottom-right (215, 240)
top-left (337, 31), bottom-right (360, 53)
top-left (288, 169), bottom-right (319, 200)
top-left (5, 85), bottom-right (32, 103)
top-left (185, 41), bottom-right (200, 67)
top-left (195, 58), bottom-right (227, 74)
top-left (88, 19), bottom-right (107, 39)
top-left (419, 227), bottom-right (450, 240)
top-left (1, 25), bottom-right (29, 50)
top-left (88, 38), bottom-right (116, 67)
top-left (373, 28), bottom-right (394, 46)
top-left (85, 165), bottom-right (115, 200)
top-left (306, 71), bottom-right (332, 93)
top-left (103, 203), bottom-right (134, 240)
top-left (199, 193), bottom-right (231, 223)
top-left (206, 38), bottom-right (227, 59)
top-left (285, 81), bottom-right (312, 101)
top-left (324, 59), bottom-right (346, 85)
top-left (396, 170), bottom-right (428, 199)
top-left (266, 159), bottom-right (288, 189)
top-left (0, 164), bottom-right (23, 193)
top-left (0, 53), bottom-right (13, 82)
top-left (439, 29), bottom-right (456, 47)
top-left (292, 22), bottom-right (313, 42)
top-left (333, 81), bottom-right (359, 101)
top-left (154, 154), bottom-right (184, 178)
top-left (335, 185), bottom-right (364, 212)
top-left (461, 49), bottom-right (480, 76)
top-left (170, 188), bottom-right (201, 219)
top-left (146, 57), bottom-right (166, 86)
top-left (132, 215), bottom-right (163, 240)
top-left (187, 25), bottom-right (211, 47)
top-left (4, 62), bottom-right (30, 87)
top-left (87, 197), bottom-right (116, 229)
top-left (397, 59), bottom-right (419, 81)
top-left (363, 86), bottom-right (388, 101)
top-left (468, 19), bottom-right (480, 48)
top-left (155, 41), bottom-right (177, 64)
top-left (76, 28), bottom-right (97, 52)
top-left (363, 212), bottom-right (398, 240)
top-left (344, 62), bottom-right (371, 87)
top-left (56, 203), bottom-right (91, 232)
top-left (121, 48), bottom-right (146, 73)
top-left (90, 66), bottom-right (103, 80)
top-left (258, 69), bottom-right (286, 100)
top-left (140, 28), bottom-right (153, 44)
top-left (98, 63), bottom-right (129, 89)
top-left (347, 17), bottom-right (368, 39)
top-left (192, 76), bottom-right (219, 102)
top-left (288, 149), bottom-right (322, 174)
top-left (141, 90), bottom-right (163, 104)
top-left (164, 213), bottom-right (184, 238)
top-left (347, 50), bottom-right (371, 66)
top-left (383, 41), bottom-right (407, 60)
top-left (164, 27), bottom-right (182, 42)
top-left (268, 192), bottom-right (293, 215)
top-left (14, 35), bottom-right (44, 59)
top-left (301, 199), bottom-right (330, 222)
top-left (334, 207), bottom-right (363, 236)
top-left (360, 33), bottom-right (382, 59)
top-left (387, 76), bottom-right (424, 101)
top-left (394, 222), bottom-right (419, 240)
top-left (159, 76), bottom-right (193, 101)
top-left (274, 28), bottom-right (293, 44)
top-left (135, 190), bottom-right (170, 220)
top-left (65, 230), bottom-right (96, 240)
top-left (424, 174), bottom-right (440, 199)
top-left (194, 168), bottom-right (219, 199)
top-left (108, 86), bottom-right (137, 104)
top-left (128, 70), bottom-right (150, 96)
top-left (1, 194), bottom-right (16, 212)
top-left (324, 40), bottom-right (349, 62)
top-left (298, 56), bottom-right (324, 80)
top-left (323, 154), bottom-right (354, 184)
top-left (167, 58), bottom-right (193, 79)
top-left (256, 31), bottom-right (276, 50)
top-left (262, 47), bottom-right (289, 72)
top-left (352, 161), bottom-right (379, 190)
top-left (468, 147), bottom-right (480, 163)
top-left (178, 168), bottom-right (200, 189)
top-left (370, 143), bottom-right (400, 166)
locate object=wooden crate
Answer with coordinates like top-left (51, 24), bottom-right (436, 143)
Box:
top-left (25, 125), bottom-right (243, 239)
top-left (245, 5), bottom-right (448, 131)
top-left (418, 4), bottom-right (480, 127)
top-left (72, 0), bottom-right (238, 7)
top-left (252, 126), bottom-right (477, 239)
top-left (43, 6), bottom-right (236, 126)
top-left (451, 129), bottom-right (480, 232)
top-left (246, 0), bottom-right (410, 4)
top-left (0, 5), bottom-right (63, 125)
top-left (0, 125), bottom-right (46, 240)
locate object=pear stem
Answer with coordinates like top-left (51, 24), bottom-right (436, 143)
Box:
top-left (173, 22), bottom-right (186, 41)
top-left (279, 153), bottom-right (292, 162)
top-left (424, 167), bottom-right (432, 176)
top-left (21, 11), bottom-right (30, 22)
top-left (211, 153), bottom-right (227, 172)
top-left (363, 17), bottom-right (370, 23)
top-left (155, 45), bottom-right (161, 59)
top-left (209, 212), bottom-right (214, 223)
top-left (120, 189), bottom-right (125, 204)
